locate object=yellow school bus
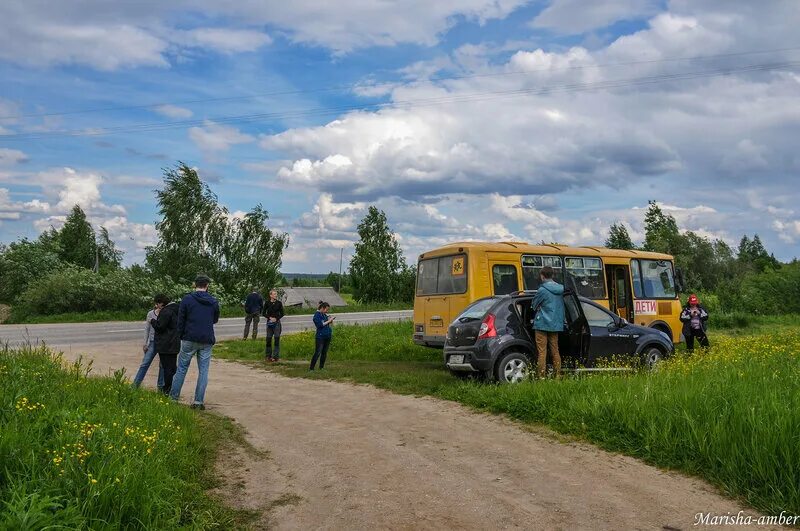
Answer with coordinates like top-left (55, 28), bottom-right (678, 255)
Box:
top-left (412, 241), bottom-right (683, 347)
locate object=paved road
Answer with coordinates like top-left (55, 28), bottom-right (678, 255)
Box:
top-left (0, 310), bottom-right (412, 348)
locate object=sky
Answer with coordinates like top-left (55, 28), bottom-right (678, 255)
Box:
top-left (1, 0), bottom-right (799, 273)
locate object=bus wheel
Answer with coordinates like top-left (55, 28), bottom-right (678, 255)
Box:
top-left (641, 345), bottom-right (665, 371)
top-left (495, 351), bottom-right (531, 384)
top-left (652, 323), bottom-right (672, 341)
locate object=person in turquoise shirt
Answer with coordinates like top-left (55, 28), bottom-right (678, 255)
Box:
top-left (310, 301), bottom-right (334, 370)
top-left (531, 266), bottom-right (565, 378)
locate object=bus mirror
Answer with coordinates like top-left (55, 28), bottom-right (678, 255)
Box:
top-left (675, 267), bottom-right (686, 293)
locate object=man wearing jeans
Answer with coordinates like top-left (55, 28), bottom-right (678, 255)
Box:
top-left (531, 266), bottom-right (565, 379)
top-left (132, 303), bottom-right (165, 390)
top-left (170, 275), bottom-right (220, 410)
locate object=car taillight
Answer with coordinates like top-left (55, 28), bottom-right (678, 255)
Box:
top-left (477, 313), bottom-right (497, 339)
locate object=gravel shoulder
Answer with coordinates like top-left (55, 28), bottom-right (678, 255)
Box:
top-left (63, 340), bottom-right (768, 530)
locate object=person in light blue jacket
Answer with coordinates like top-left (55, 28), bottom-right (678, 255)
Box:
top-left (531, 266), bottom-right (565, 378)
top-left (310, 301), bottom-right (334, 371)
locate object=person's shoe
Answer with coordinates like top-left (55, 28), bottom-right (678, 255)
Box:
top-left (190, 403), bottom-right (205, 410)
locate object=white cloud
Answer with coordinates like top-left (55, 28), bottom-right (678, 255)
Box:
top-left (177, 28), bottom-right (271, 54)
top-left (0, 0), bottom-right (527, 70)
top-left (0, 148), bottom-right (28, 166)
top-left (188, 121), bottom-right (254, 155)
top-left (153, 104), bottom-right (193, 119)
top-left (773, 219), bottom-right (800, 244)
top-left (0, 188), bottom-right (50, 221)
top-left (0, 22), bottom-right (169, 70)
top-left (531, 0), bottom-right (660, 34)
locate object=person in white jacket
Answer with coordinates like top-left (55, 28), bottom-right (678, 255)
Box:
top-left (131, 301), bottom-right (165, 390)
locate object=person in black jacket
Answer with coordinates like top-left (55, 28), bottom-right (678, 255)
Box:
top-left (262, 289), bottom-right (285, 361)
top-left (242, 288), bottom-right (264, 340)
top-left (150, 294), bottom-right (180, 395)
top-left (679, 293), bottom-right (710, 351)
top-left (170, 275), bottom-right (220, 409)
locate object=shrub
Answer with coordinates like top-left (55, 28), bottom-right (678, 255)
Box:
top-left (719, 262), bottom-right (800, 315)
top-left (13, 267), bottom-right (240, 316)
top-left (0, 238), bottom-right (65, 304)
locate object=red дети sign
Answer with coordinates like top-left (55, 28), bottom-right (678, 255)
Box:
top-left (634, 299), bottom-right (657, 316)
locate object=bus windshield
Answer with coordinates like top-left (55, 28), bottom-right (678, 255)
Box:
top-left (635, 259), bottom-right (676, 298)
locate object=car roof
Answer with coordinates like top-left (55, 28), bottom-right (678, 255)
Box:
top-left (493, 291), bottom-right (590, 303)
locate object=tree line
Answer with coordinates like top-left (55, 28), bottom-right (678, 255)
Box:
top-left (2, 164), bottom-right (796, 318)
top-left (605, 201), bottom-right (798, 315)
top-left (0, 163), bottom-right (414, 318)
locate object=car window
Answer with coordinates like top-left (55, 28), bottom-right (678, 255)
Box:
top-left (580, 302), bottom-right (616, 327)
top-left (563, 294), bottom-right (581, 324)
top-left (455, 298), bottom-right (497, 322)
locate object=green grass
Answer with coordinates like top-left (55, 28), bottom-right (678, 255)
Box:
top-left (0, 345), bottom-right (252, 529)
top-left (216, 320), bottom-right (800, 516)
top-left (4, 301), bottom-right (411, 324)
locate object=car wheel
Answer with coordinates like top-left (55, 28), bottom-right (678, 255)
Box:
top-left (641, 345), bottom-right (665, 371)
top-left (495, 351), bottom-right (531, 384)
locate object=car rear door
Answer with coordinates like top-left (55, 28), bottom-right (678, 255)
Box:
top-left (579, 300), bottom-right (632, 363)
top-left (562, 290), bottom-right (590, 365)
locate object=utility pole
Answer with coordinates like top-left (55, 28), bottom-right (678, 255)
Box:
top-left (338, 247), bottom-right (343, 293)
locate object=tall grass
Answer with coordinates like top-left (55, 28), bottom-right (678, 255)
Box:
top-left (0, 345), bottom-right (239, 529)
top-left (218, 321), bottom-right (800, 515)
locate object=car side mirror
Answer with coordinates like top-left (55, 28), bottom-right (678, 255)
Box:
top-left (607, 321), bottom-right (618, 332)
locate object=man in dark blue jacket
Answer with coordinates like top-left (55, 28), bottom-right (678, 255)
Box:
top-left (169, 275), bottom-right (220, 410)
top-left (242, 287), bottom-right (264, 340)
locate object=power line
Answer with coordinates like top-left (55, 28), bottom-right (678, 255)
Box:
top-left (2, 46), bottom-right (800, 120)
top-left (1, 59), bottom-right (798, 142)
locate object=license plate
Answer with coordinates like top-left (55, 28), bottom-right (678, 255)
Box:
top-left (449, 354), bottom-right (464, 364)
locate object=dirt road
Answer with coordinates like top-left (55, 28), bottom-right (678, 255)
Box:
top-left (65, 340), bottom-right (760, 530)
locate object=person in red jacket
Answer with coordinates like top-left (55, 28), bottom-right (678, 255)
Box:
top-left (680, 293), bottom-right (710, 351)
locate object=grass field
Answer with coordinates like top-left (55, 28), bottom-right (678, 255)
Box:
top-left (215, 319), bottom-right (800, 516)
top-left (0, 345), bottom-right (250, 529)
top-left (3, 300), bottom-right (412, 324)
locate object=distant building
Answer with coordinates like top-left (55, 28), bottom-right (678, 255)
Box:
top-left (278, 287), bottom-right (347, 308)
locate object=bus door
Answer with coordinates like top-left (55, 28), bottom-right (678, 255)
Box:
top-left (489, 262), bottom-right (520, 295)
top-left (605, 265), bottom-right (633, 322)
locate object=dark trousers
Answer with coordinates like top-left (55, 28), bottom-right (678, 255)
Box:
top-left (265, 321), bottom-right (282, 359)
top-left (685, 329), bottom-right (709, 351)
top-left (310, 337), bottom-right (331, 370)
top-left (159, 353), bottom-right (178, 395)
top-left (244, 312), bottom-right (260, 339)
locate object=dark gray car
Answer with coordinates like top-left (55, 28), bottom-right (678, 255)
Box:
top-left (444, 290), bottom-right (674, 383)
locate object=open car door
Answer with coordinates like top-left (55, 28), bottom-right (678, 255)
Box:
top-left (562, 289), bottom-right (590, 367)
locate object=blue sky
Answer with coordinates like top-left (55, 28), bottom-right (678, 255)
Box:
top-left (1, 0), bottom-right (799, 272)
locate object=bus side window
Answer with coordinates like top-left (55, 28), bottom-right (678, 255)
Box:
top-left (492, 265), bottom-right (518, 295)
top-left (631, 259), bottom-right (643, 298)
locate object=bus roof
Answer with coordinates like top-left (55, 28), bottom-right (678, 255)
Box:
top-left (418, 241), bottom-right (673, 261)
